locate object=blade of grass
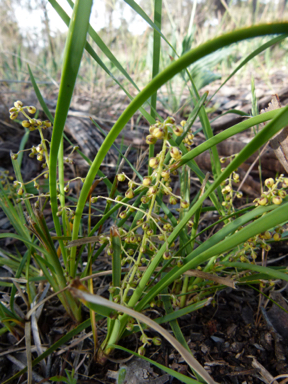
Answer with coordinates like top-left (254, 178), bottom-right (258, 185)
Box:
top-left (111, 226), bottom-right (122, 289)
top-left (221, 262), bottom-right (288, 281)
top-left (179, 108), bottom-right (282, 167)
top-left (48, 0), bottom-right (93, 284)
top-left (148, 0), bottom-right (162, 174)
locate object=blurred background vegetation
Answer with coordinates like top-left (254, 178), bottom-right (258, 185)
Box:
top-left (1, 0), bottom-right (287, 99)
top-left (0, 0), bottom-right (288, 120)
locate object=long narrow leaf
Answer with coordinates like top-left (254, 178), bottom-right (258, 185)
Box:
top-left (48, 0), bottom-right (93, 275)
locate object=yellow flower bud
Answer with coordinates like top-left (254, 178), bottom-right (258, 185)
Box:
top-left (10, 112), bottom-right (18, 120)
top-left (258, 196), bottom-right (268, 206)
top-left (27, 106), bottom-right (36, 114)
top-left (177, 259), bottom-right (184, 267)
top-left (152, 127), bottom-right (165, 139)
top-left (11, 153), bottom-right (18, 160)
top-left (43, 120), bottom-right (52, 128)
top-left (138, 346), bottom-right (146, 356)
top-left (141, 196), bottom-right (149, 204)
top-left (163, 223), bottom-right (172, 231)
top-left (125, 189), bottom-right (134, 199)
top-left (180, 200), bottom-right (189, 209)
top-left (283, 178), bottom-right (288, 187)
top-left (119, 211), bottom-right (127, 219)
top-left (264, 231), bottom-right (272, 240)
top-left (187, 133), bottom-right (194, 141)
top-left (164, 116), bottom-right (175, 124)
top-left (149, 157), bottom-right (159, 169)
top-left (142, 176), bottom-right (152, 186)
top-left (163, 251), bottom-right (171, 260)
top-left (161, 170), bottom-right (170, 180)
top-left (22, 120), bottom-right (31, 128)
top-left (36, 144), bottom-right (43, 153)
top-left (14, 100), bottom-right (23, 108)
top-left (170, 147), bottom-right (182, 160)
top-left (169, 196), bottom-right (177, 205)
top-left (265, 178), bottom-right (274, 188)
top-left (147, 186), bottom-right (157, 195)
top-left (117, 173), bottom-right (126, 182)
top-left (152, 337), bottom-right (161, 346)
top-left (272, 196), bottom-right (282, 205)
top-left (173, 125), bottom-right (183, 136)
top-left (146, 135), bottom-right (157, 145)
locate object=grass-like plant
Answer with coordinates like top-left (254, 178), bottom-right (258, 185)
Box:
top-left (1, 1), bottom-right (288, 383)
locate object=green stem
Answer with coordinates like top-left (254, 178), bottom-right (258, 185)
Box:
top-left (122, 136), bottom-right (168, 303)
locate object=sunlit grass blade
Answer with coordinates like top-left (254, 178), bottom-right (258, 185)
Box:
top-left (221, 262), bottom-right (288, 282)
top-left (157, 297), bottom-right (212, 324)
top-left (151, 0), bottom-right (162, 119)
top-left (179, 108), bottom-right (282, 167)
top-left (148, 0), bottom-right (162, 172)
top-left (48, 0), bottom-right (93, 284)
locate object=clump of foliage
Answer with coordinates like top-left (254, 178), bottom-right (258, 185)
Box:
top-left (1, 1), bottom-right (288, 383)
